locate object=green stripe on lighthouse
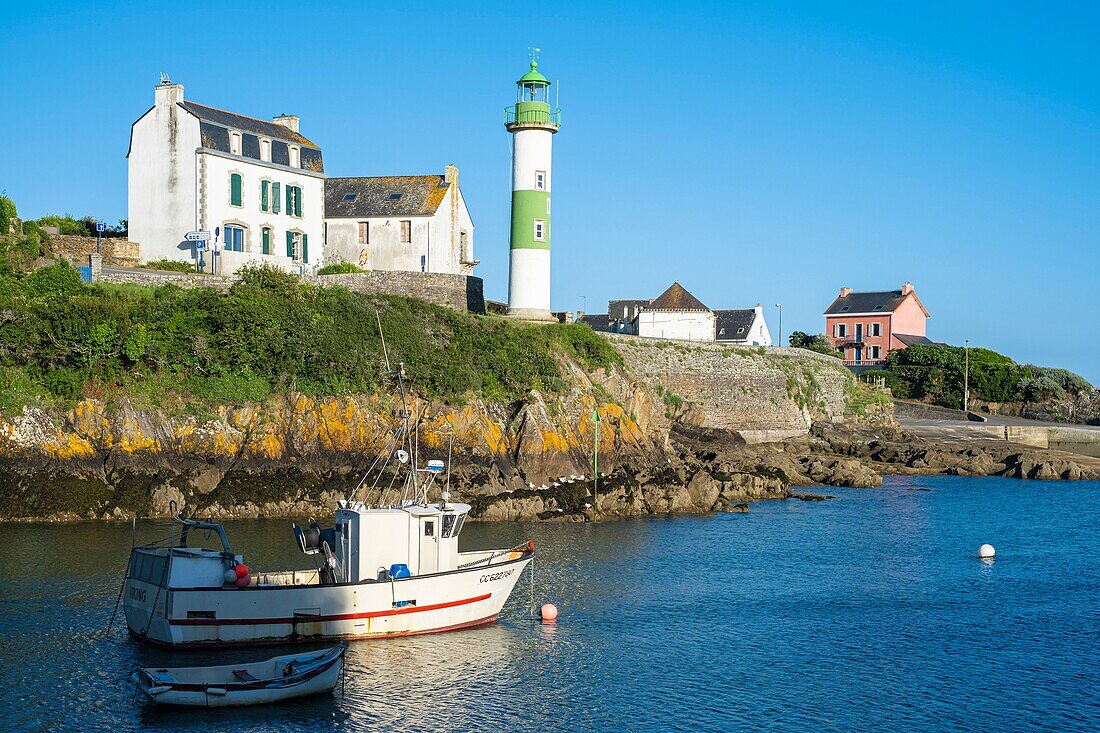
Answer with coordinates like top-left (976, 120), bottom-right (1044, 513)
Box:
top-left (509, 190), bottom-right (551, 250)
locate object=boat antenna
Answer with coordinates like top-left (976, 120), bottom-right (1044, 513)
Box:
top-left (375, 308), bottom-right (392, 373)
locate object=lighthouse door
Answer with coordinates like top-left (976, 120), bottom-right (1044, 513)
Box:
top-left (419, 518), bottom-right (438, 574)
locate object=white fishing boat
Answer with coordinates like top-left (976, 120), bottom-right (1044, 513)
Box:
top-left (122, 362), bottom-right (535, 648)
top-left (133, 643), bottom-right (346, 706)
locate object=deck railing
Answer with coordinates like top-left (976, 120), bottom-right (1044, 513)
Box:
top-left (844, 359), bottom-right (886, 367)
top-left (504, 105), bottom-right (562, 127)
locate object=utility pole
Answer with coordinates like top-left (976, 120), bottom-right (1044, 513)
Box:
top-left (963, 338), bottom-right (970, 414)
top-left (775, 303), bottom-right (783, 347)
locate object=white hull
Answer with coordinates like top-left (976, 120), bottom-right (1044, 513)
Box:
top-left (135, 645), bottom-right (345, 707)
top-left (125, 552), bottom-right (532, 648)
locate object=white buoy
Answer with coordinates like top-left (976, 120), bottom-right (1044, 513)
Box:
top-left (979, 544), bottom-right (996, 559)
top-left (540, 603), bottom-right (558, 622)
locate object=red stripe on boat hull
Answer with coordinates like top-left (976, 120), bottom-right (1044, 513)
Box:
top-left (168, 592), bottom-right (492, 626)
top-left (136, 614), bottom-right (501, 649)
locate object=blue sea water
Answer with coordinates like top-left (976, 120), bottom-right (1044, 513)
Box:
top-left (1, 475), bottom-right (1097, 732)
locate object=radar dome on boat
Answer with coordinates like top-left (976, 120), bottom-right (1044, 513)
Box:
top-left (426, 460), bottom-right (446, 473)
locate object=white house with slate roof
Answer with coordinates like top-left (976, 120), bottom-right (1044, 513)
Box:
top-left (128, 79), bottom-right (325, 275)
top-left (715, 305), bottom-right (772, 346)
top-left (323, 166), bottom-right (476, 275)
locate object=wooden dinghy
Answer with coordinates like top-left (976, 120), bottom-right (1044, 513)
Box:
top-left (133, 643), bottom-right (346, 707)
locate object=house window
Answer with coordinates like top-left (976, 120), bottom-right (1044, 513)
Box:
top-left (834, 323), bottom-right (847, 338)
top-left (535, 170), bottom-right (546, 190)
top-left (223, 224), bottom-right (245, 252)
top-left (289, 147), bottom-right (300, 168)
top-left (285, 231), bottom-right (309, 262)
top-left (533, 219), bottom-right (546, 241)
top-left (871, 323), bottom-right (882, 337)
top-left (260, 139), bottom-right (271, 162)
top-left (871, 346), bottom-right (882, 360)
top-left (358, 222), bottom-right (369, 244)
top-left (420, 255), bottom-right (426, 272)
top-left (260, 180), bottom-right (270, 212)
top-left (272, 182), bottom-right (281, 214)
top-left (400, 220), bottom-right (411, 244)
top-left (230, 132), bottom-right (242, 155)
top-left (230, 173), bottom-right (243, 207)
top-left (285, 185), bottom-right (302, 217)
top-left (261, 227), bottom-right (271, 255)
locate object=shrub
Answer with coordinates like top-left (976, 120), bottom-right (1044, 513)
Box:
top-left (35, 214), bottom-right (95, 236)
top-left (0, 193), bottom-right (16, 235)
top-left (1025, 366), bottom-right (1092, 395)
top-left (22, 261), bottom-right (85, 299)
top-left (789, 331), bottom-right (836, 355)
top-left (316, 262), bottom-right (364, 275)
top-left (141, 259), bottom-right (195, 273)
top-left (43, 366), bottom-right (85, 400)
top-left (1018, 375), bottom-right (1065, 402)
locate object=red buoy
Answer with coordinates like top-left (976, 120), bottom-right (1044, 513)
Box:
top-left (540, 603), bottom-right (558, 622)
top-left (235, 564), bottom-right (249, 578)
top-left (235, 574), bottom-right (251, 588)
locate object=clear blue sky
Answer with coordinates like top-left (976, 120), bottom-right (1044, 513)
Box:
top-left (2, 1), bottom-right (1097, 382)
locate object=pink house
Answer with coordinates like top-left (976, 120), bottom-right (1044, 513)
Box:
top-left (823, 282), bottom-right (931, 366)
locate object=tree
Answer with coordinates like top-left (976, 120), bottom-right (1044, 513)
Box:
top-left (789, 331), bottom-right (836, 355)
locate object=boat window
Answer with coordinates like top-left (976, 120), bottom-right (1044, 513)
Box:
top-left (452, 513), bottom-right (466, 538)
top-left (442, 514), bottom-right (456, 537)
top-left (424, 521), bottom-right (435, 537)
top-left (131, 552), bottom-right (168, 584)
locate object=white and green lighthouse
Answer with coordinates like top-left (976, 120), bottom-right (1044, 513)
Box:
top-left (505, 56), bottom-right (560, 320)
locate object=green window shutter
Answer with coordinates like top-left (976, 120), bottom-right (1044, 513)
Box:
top-left (273, 182), bottom-right (281, 213)
top-left (294, 187), bottom-right (302, 217)
top-left (286, 186), bottom-right (292, 216)
top-left (230, 173), bottom-right (242, 206)
top-left (262, 228), bottom-right (270, 254)
top-left (261, 180), bottom-right (269, 211)
top-left (302, 233), bottom-right (309, 263)
top-left (286, 231), bottom-right (294, 258)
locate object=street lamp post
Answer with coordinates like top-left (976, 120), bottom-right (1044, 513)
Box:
top-left (963, 338), bottom-right (970, 414)
top-left (774, 303), bottom-right (783, 347)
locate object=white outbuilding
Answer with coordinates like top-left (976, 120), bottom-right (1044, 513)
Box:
top-left (323, 166), bottom-right (476, 275)
top-left (128, 78), bottom-right (325, 275)
top-left (636, 282), bottom-right (716, 342)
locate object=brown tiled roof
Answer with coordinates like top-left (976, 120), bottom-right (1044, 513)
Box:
top-left (178, 101), bottom-right (319, 147)
top-left (647, 282), bottom-right (709, 311)
top-left (325, 176), bottom-right (451, 218)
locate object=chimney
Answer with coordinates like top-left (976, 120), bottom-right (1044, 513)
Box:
top-left (840, 287), bottom-right (853, 298)
top-left (754, 303), bottom-right (763, 314)
top-left (273, 114), bottom-right (300, 133)
top-left (901, 281), bottom-right (914, 295)
top-left (444, 163), bottom-right (459, 185)
top-left (154, 78), bottom-right (184, 107)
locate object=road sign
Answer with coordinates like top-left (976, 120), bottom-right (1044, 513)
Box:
top-left (96, 222), bottom-right (105, 233)
top-left (185, 230), bottom-right (211, 241)
top-left (195, 240), bottom-right (205, 251)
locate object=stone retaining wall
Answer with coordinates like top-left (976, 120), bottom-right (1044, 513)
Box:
top-left (51, 235), bottom-right (140, 268)
top-left (610, 335), bottom-right (853, 440)
top-left (97, 268), bottom-right (485, 313)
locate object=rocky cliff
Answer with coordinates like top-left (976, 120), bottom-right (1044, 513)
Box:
top-left (1, 338), bottom-right (1093, 523)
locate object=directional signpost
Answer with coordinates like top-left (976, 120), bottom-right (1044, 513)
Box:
top-left (186, 231), bottom-right (211, 271)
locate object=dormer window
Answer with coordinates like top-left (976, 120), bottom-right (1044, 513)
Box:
top-left (289, 146), bottom-right (300, 168)
top-left (342, 193), bottom-right (358, 202)
top-left (260, 139), bottom-right (271, 162)
top-left (230, 131), bottom-right (242, 155)
top-left (840, 306), bottom-right (851, 312)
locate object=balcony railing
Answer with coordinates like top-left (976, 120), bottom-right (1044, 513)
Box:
top-left (504, 105), bottom-right (561, 128)
top-left (844, 359), bottom-right (886, 367)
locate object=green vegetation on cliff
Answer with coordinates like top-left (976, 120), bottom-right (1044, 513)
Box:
top-left (871, 343), bottom-right (1093, 409)
top-left (0, 263), bottom-right (621, 414)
